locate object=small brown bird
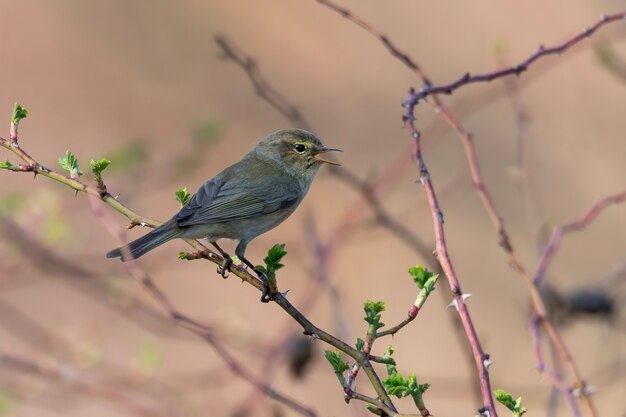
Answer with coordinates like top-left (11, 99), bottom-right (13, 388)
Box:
top-left (106, 128), bottom-right (340, 300)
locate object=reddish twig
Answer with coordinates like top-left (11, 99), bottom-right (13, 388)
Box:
top-left (401, 108), bottom-right (497, 416)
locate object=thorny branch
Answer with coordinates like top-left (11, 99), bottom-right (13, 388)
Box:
top-left (401, 106), bottom-right (498, 416)
top-left (319, 1), bottom-right (626, 416)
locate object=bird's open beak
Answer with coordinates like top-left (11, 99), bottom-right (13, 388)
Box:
top-left (313, 147), bottom-right (342, 166)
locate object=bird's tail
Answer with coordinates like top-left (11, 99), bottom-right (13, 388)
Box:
top-left (106, 220), bottom-right (181, 262)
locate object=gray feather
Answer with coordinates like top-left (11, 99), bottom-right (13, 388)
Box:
top-left (106, 220), bottom-right (181, 262)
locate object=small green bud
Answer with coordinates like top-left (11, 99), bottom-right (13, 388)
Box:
top-left (363, 300), bottom-right (386, 331)
top-left (90, 158), bottom-right (111, 181)
top-left (59, 150), bottom-right (81, 177)
top-left (356, 338), bottom-right (365, 351)
top-left (0, 160), bottom-right (15, 169)
top-left (175, 188), bottom-right (191, 207)
top-left (12, 102), bottom-right (28, 124)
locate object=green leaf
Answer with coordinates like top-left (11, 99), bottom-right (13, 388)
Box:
top-left (264, 243), bottom-right (287, 271)
top-left (0, 160), bottom-right (14, 169)
top-left (12, 102), bottom-right (28, 124)
top-left (495, 389), bottom-right (527, 417)
top-left (384, 372), bottom-right (429, 399)
top-left (324, 350), bottom-right (349, 374)
top-left (356, 338), bottom-right (365, 351)
top-left (384, 373), bottom-right (411, 398)
top-left (383, 345), bottom-right (397, 375)
top-left (407, 373), bottom-right (429, 395)
top-left (59, 150), bottom-right (81, 177)
top-left (178, 251), bottom-right (188, 260)
top-left (364, 300), bottom-right (386, 332)
top-left (408, 265), bottom-right (435, 289)
top-left (175, 188), bottom-right (191, 207)
top-left (90, 158), bottom-right (111, 181)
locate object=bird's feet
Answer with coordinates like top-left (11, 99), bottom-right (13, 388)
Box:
top-left (257, 272), bottom-right (275, 303)
top-left (217, 254), bottom-right (233, 279)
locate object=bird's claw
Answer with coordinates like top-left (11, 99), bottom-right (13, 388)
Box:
top-left (217, 255), bottom-right (233, 279)
top-left (258, 272), bottom-right (275, 303)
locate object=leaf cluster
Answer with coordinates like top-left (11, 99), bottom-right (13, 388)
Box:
top-left (12, 102), bottom-right (28, 124)
top-left (255, 243), bottom-right (287, 280)
top-left (494, 390), bottom-right (527, 417)
top-left (363, 300), bottom-right (386, 333)
top-left (408, 265), bottom-right (438, 292)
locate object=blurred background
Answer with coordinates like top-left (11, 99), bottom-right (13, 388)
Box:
top-left (1, 1), bottom-right (625, 416)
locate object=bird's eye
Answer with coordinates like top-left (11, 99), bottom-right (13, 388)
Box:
top-left (294, 143), bottom-right (306, 153)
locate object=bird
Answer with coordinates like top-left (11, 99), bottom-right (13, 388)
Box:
top-left (106, 128), bottom-right (340, 301)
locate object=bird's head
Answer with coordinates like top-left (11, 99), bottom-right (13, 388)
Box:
top-left (255, 128), bottom-right (341, 179)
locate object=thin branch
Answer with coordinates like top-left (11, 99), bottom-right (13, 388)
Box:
top-left (400, 11), bottom-right (626, 106)
top-left (533, 190), bottom-right (626, 287)
top-left (402, 99), bottom-right (497, 416)
top-left (215, 36), bottom-right (312, 132)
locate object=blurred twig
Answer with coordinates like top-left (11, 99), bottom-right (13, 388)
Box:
top-left (533, 191), bottom-right (626, 287)
top-left (0, 216), bottom-right (198, 341)
top-left (1, 351), bottom-right (179, 417)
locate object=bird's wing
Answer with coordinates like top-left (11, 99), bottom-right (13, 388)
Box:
top-left (174, 175), bottom-right (301, 227)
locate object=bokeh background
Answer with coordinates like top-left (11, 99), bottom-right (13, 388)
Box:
top-left (1, 1), bottom-right (625, 416)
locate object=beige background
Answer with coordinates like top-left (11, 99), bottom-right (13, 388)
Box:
top-left (0, 1), bottom-right (625, 416)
